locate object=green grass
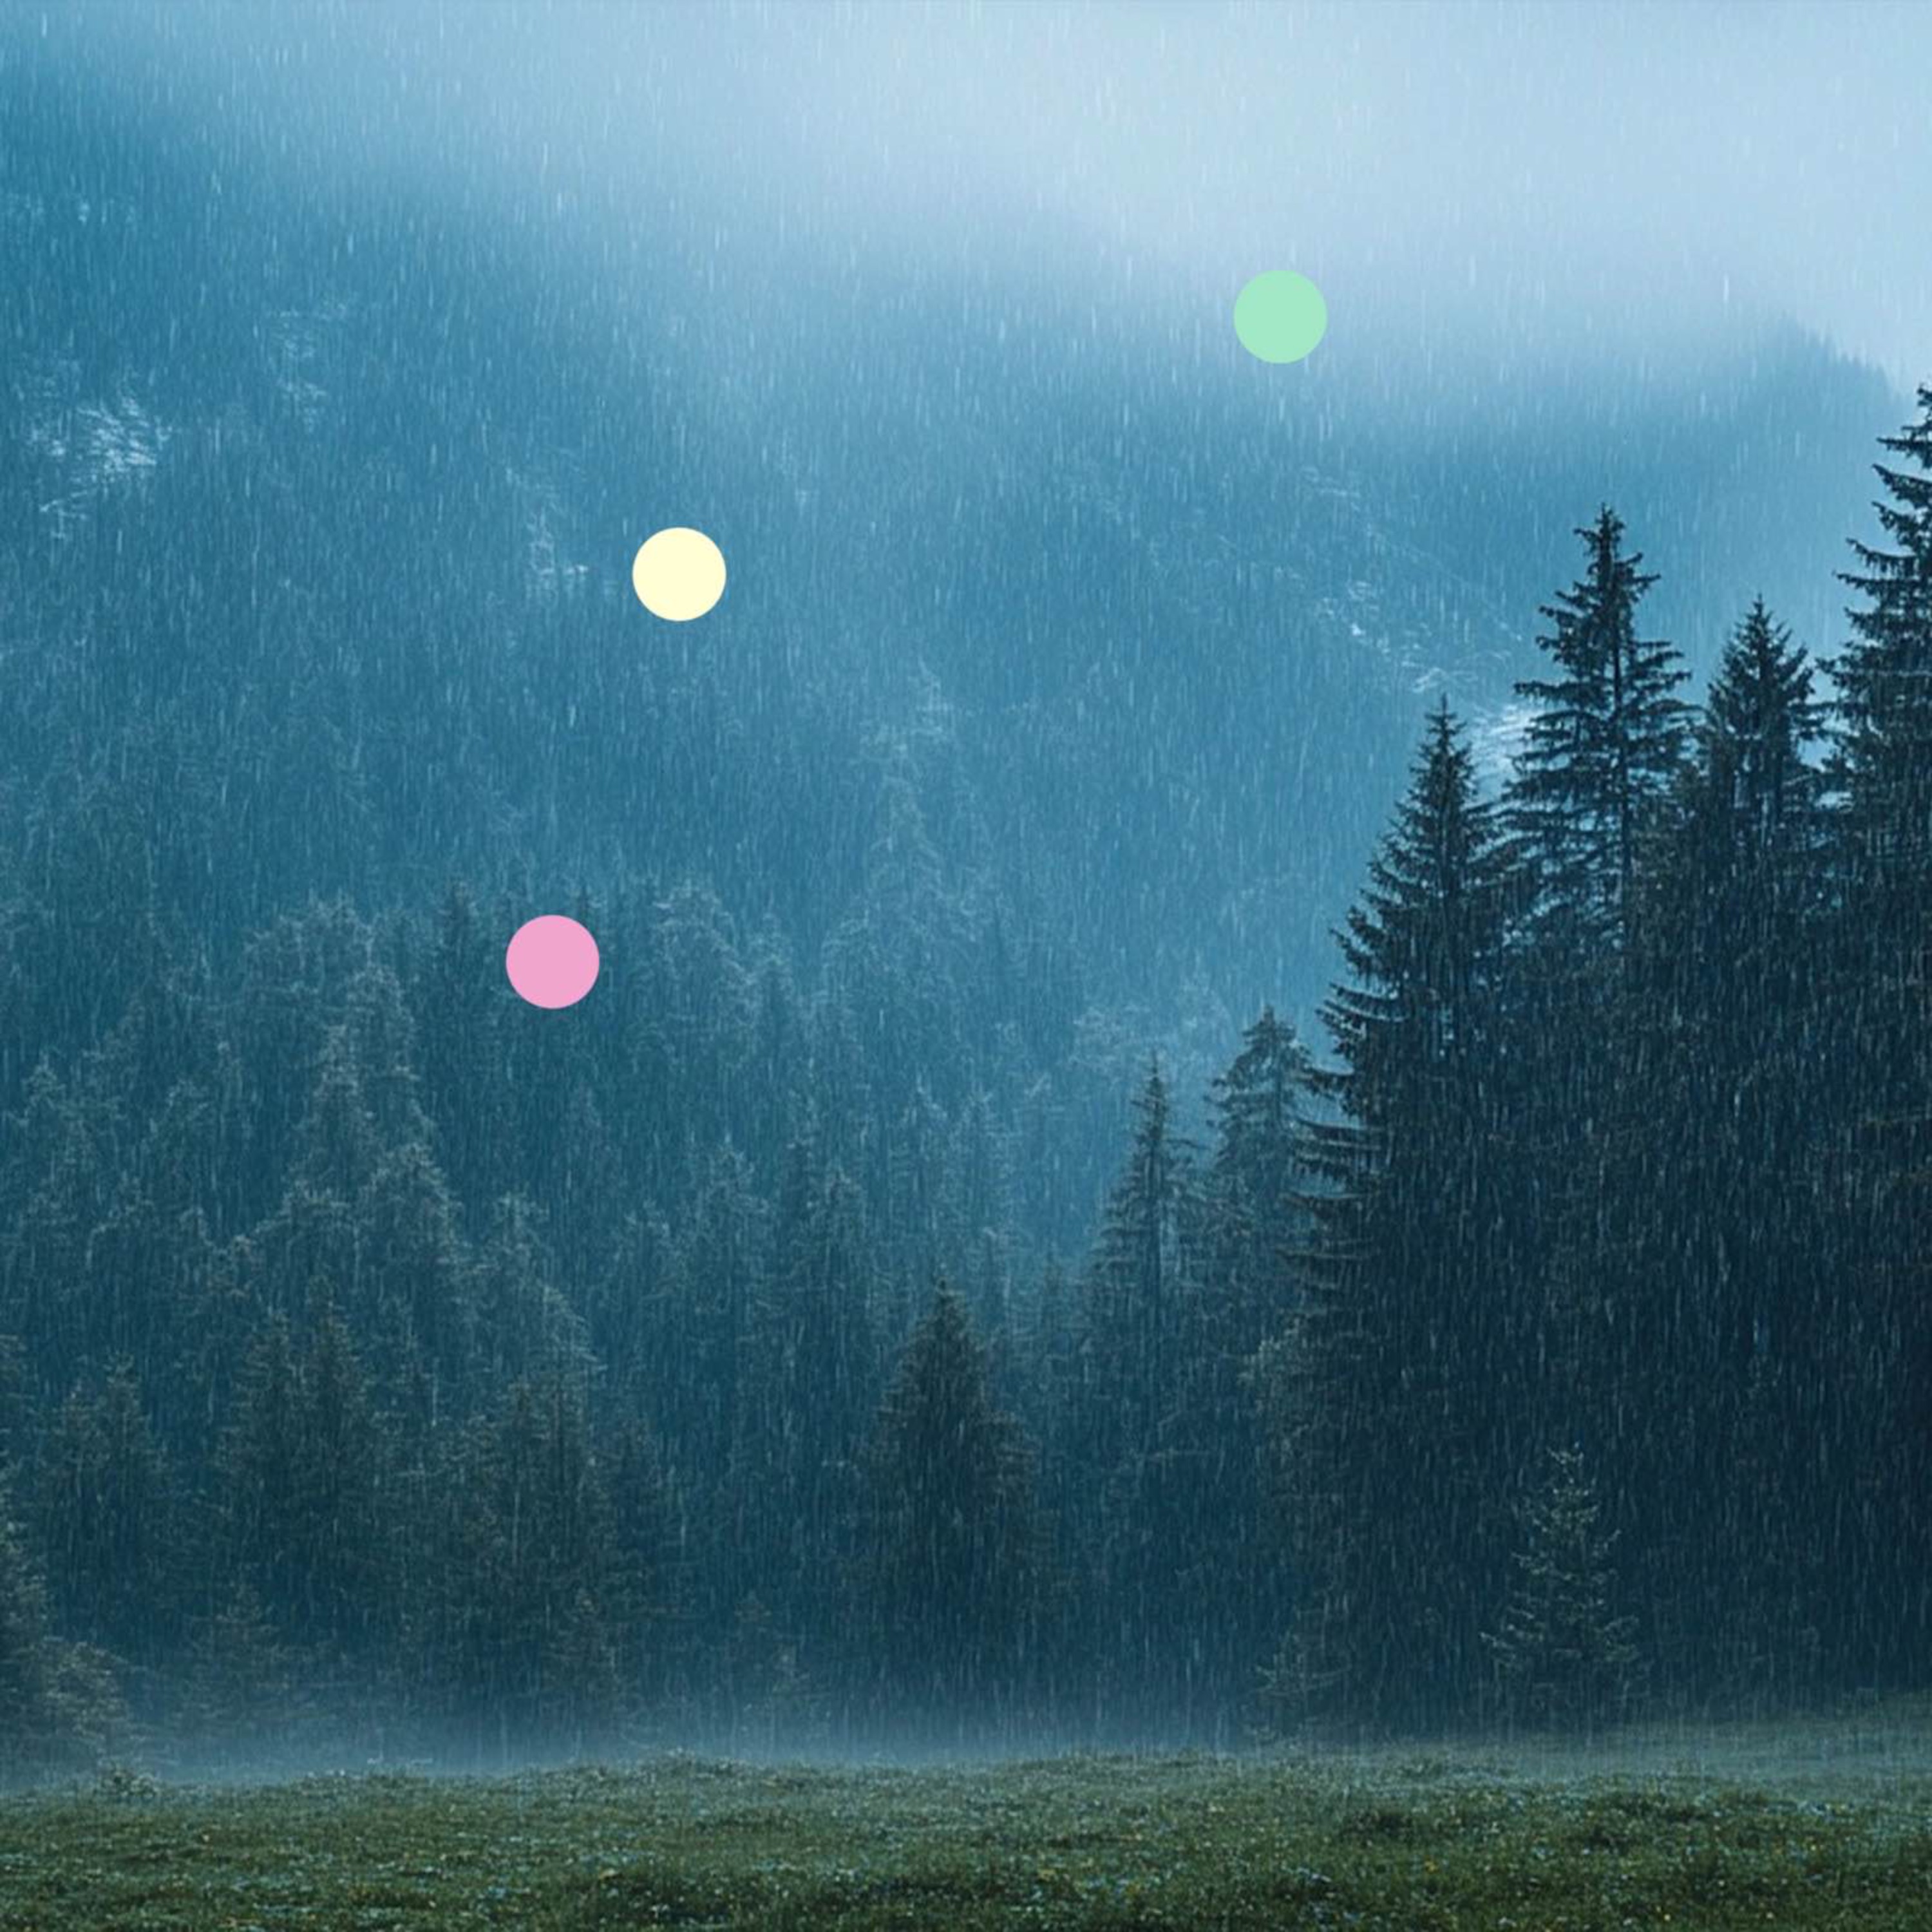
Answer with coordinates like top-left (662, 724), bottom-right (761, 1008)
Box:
top-left (3, 1719), bottom-right (1930, 1929)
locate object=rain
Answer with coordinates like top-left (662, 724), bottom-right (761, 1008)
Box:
top-left (1, 1), bottom-right (1930, 1923)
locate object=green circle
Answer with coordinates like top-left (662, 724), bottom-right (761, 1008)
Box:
top-left (1233, 270), bottom-right (1329, 364)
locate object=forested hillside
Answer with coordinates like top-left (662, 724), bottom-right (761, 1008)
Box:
top-left (5, 399), bottom-right (1929, 1768)
top-left (1, 25), bottom-right (1928, 1777)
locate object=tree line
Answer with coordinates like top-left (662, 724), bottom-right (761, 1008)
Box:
top-left (2, 387), bottom-right (1929, 1777)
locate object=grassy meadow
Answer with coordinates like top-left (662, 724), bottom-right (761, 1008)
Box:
top-left (3, 1707), bottom-right (1930, 1929)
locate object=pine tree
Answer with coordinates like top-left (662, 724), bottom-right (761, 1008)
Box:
top-left (202, 1295), bottom-right (379, 1688)
top-left (588, 1202), bottom-right (677, 1395)
top-left (1, 1450), bottom-right (131, 1780)
top-left (413, 880), bottom-right (511, 1227)
top-left (1483, 1446), bottom-right (1643, 1735)
top-left (1326, 704), bottom-right (1522, 1121)
top-left (1605, 600), bottom-right (1830, 1698)
top-left (357, 1136), bottom-right (475, 1419)
top-left (857, 1285), bottom-right (1043, 1734)
top-left (212, 1311), bottom-right (305, 1638)
top-left (730, 1135), bottom-right (878, 1642)
top-left (1821, 385), bottom-right (1932, 1680)
top-left (430, 1372), bottom-right (628, 1751)
top-left (884, 1082), bottom-right (951, 1307)
top-left (551, 1079), bottom-right (625, 1296)
top-left (1074, 1059), bottom-right (1200, 1720)
top-left (1081, 1059), bottom-right (1197, 1469)
top-left (1689, 597), bottom-right (1827, 896)
top-left (946, 1087), bottom-right (1015, 1340)
top-left (1829, 384), bottom-right (1932, 938)
top-left (1506, 508), bottom-right (1693, 954)
top-left (291, 1025), bottom-right (384, 1206)
top-left (0, 1462), bottom-right (61, 1779)
top-left (1115, 1010), bottom-right (1310, 1735)
top-left (341, 960), bottom-right (435, 1155)
top-left (294, 1298), bottom-right (386, 1662)
top-left (34, 1359), bottom-right (176, 1667)
top-left (746, 936), bottom-right (805, 1180)
top-left (471, 1193), bottom-right (593, 1391)
top-left (230, 896), bottom-right (379, 1230)
top-left (180, 1577), bottom-right (295, 1761)
top-left (0, 1333), bottom-right (25, 1472)
top-left (649, 1151), bottom-right (753, 1530)
top-left (83, 1082), bottom-right (222, 1439)
top-left (1202, 1007), bottom-right (1311, 1362)
top-left (601, 1412), bottom-right (680, 1716)
top-left (1274, 702), bottom-right (1525, 1733)
top-left (1028, 1252), bottom-right (1081, 1635)
top-left (0, 1057), bottom-right (109, 1380)
top-left (1496, 515), bottom-right (1690, 1703)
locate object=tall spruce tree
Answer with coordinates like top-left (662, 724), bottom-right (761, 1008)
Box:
top-left (728, 1133), bottom-right (878, 1653)
top-left (413, 881), bottom-right (511, 1229)
top-left (1690, 597), bottom-right (1827, 895)
top-left (656, 1151), bottom-right (760, 1557)
top-left (428, 1372), bottom-right (627, 1752)
top-left (1081, 1061), bottom-right (1197, 1468)
top-left (1121, 1009), bottom-right (1311, 1735)
top-left (1077, 1060), bottom-right (1200, 1723)
top-left (1610, 599), bottom-right (1832, 1698)
top-left (1499, 513), bottom-right (1691, 1683)
top-left (601, 1410), bottom-right (680, 1718)
top-left (35, 1359), bottom-right (176, 1669)
top-left (857, 1285), bottom-right (1043, 1734)
top-left (1202, 1007), bottom-right (1310, 1363)
top-left (357, 1137), bottom-right (475, 1421)
top-left (294, 1298), bottom-right (386, 1665)
top-left (211, 1312), bottom-right (305, 1643)
top-left (1830, 385), bottom-right (1932, 935)
top-left (1507, 508), bottom-right (1693, 954)
top-left (1270, 702), bottom-right (1523, 1734)
top-left (0, 1462), bottom-right (61, 1779)
top-left (1823, 384), bottom-right (1932, 1678)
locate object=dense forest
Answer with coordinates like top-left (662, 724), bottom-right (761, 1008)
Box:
top-left (3, 16), bottom-right (1929, 1785)
top-left (3, 376), bottom-right (1928, 1770)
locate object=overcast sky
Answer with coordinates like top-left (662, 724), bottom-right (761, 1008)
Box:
top-left (14, 0), bottom-right (1932, 392)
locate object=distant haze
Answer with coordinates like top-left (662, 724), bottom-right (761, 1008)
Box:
top-left (0, 0), bottom-right (1918, 1034)
top-left (17, 0), bottom-right (1932, 394)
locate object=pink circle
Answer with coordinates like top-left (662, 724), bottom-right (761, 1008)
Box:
top-left (505, 915), bottom-right (601, 1009)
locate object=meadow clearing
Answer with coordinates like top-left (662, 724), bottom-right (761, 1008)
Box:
top-left (3, 1705), bottom-right (1930, 1929)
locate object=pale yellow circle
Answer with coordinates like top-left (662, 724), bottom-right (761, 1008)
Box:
top-left (630, 526), bottom-right (726, 621)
